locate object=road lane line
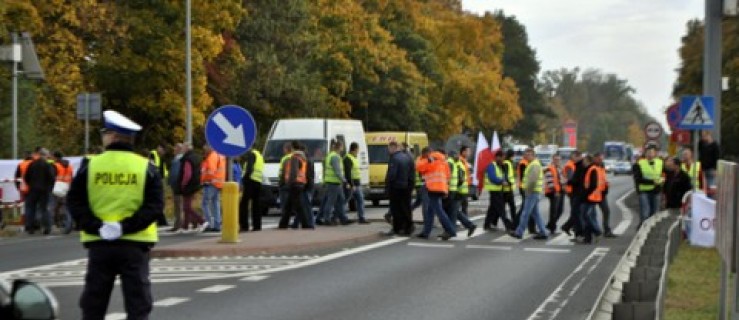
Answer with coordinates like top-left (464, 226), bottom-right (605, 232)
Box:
top-left (545, 233), bottom-right (574, 246)
top-left (613, 190), bottom-right (635, 235)
top-left (523, 248), bottom-right (572, 254)
top-left (104, 313), bottom-right (127, 320)
top-left (492, 234), bottom-right (530, 243)
top-left (407, 242), bottom-right (455, 249)
top-left (240, 275), bottom-right (270, 282)
top-left (197, 284), bottom-right (236, 293)
top-left (153, 297), bottom-right (190, 307)
top-left (526, 247), bottom-right (610, 320)
top-left (465, 244), bottom-right (512, 251)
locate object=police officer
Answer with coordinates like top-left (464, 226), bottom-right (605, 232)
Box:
top-left (68, 110), bottom-right (164, 320)
top-left (239, 148), bottom-right (264, 231)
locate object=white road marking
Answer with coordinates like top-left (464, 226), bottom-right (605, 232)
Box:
top-left (523, 248), bottom-right (572, 254)
top-left (104, 313), bottom-right (127, 320)
top-left (407, 242), bottom-right (455, 249)
top-left (492, 234), bottom-right (530, 243)
top-left (526, 247), bottom-right (610, 320)
top-left (240, 275), bottom-right (270, 282)
top-left (153, 297), bottom-right (190, 307)
top-left (613, 190), bottom-right (635, 235)
top-left (465, 244), bottom-right (512, 251)
top-left (545, 233), bottom-right (574, 246)
top-left (197, 284), bottom-right (236, 293)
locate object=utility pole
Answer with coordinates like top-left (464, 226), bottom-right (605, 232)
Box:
top-left (185, 0), bottom-right (193, 145)
top-left (11, 33), bottom-right (19, 159)
top-left (704, 0), bottom-right (722, 143)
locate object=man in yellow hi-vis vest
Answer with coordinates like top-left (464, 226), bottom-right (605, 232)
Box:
top-left (68, 110), bottom-right (164, 319)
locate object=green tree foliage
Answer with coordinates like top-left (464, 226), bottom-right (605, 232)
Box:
top-left (540, 68), bottom-right (656, 152)
top-left (492, 11), bottom-right (552, 141)
top-left (674, 18), bottom-right (739, 158)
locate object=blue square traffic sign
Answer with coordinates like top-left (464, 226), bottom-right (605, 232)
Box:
top-left (678, 95), bottom-right (715, 130)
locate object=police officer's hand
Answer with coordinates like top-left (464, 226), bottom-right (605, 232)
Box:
top-left (99, 222), bottom-right (122, 240)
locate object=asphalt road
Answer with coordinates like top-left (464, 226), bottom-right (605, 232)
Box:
top-left (0, 175), bottom-right (638, 320)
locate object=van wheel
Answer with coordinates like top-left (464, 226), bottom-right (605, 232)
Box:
top-left (372, 200), bottom-right (380, 206)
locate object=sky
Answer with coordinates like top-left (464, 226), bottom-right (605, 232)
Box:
top-left (462, 0), bottom-right (705, 130)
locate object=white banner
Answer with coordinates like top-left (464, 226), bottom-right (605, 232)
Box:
top-left (690, 193), bottom-right (717, 247)
top-left (0, 157), bottom-right (83, 203)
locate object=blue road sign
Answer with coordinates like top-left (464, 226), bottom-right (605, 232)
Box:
top-left (678, 96), bottom-right (715, 130)
top-left (205, 105), bottom-right (257, 157)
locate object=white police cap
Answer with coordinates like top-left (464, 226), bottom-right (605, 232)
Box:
top-left (102, 110), bottom-right (142, 136)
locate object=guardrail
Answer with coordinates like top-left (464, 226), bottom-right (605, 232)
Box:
top-left (588, 211), bottom-right (681, 320)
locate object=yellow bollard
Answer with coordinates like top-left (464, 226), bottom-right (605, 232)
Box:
top-left (220, 181), bottom-right (240, 243)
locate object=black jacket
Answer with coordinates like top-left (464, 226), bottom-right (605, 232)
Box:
top-left (24, 158), bottom-right (55, 193)
top-left (663, 169), bottom-right (692, 209)
top-left (568, 160), bottom-right (586, 196)
top-left (698, 141), bottom-right (720, 171)
top-left (67, 142), bottom-right (164, 248)
top-left (386, 151), bottom-right (415, 191)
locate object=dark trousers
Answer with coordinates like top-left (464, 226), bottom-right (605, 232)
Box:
top-left (80, 245), bottom-right (152, 320)
top-left (485, 191), bottom-right (511, 230)
top-left (280, 186), bottom-right (308, 228)
top-left (25, 191), bottom-right (50, 232)
top-left (389, 187), bottom-right (413, 234)
top-left (546, 193), bottom-right (564, 232)
top-left (503, 191), bottom-right (517, 225)
top-left (599, 196), bottom-right (611, 233)
top-left (181, 194), bottom-right (204, 229)
top-left (562, 194), bottom-right (583, 236)
top-left (239, 180), bottom-right (262, 231)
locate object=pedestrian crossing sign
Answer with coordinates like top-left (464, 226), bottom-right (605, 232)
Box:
top-left (678, 95), bottom-right (715, 130)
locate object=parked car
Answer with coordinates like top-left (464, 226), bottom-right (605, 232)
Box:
top-left (0, 279), bottom-right (59, 320)
top-left (612, 161), bottom-right (633, 175)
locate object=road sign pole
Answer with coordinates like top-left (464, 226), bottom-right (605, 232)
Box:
top-left (220, 157), bottom-right (239, 243)
top-left (705, 0), bottom-right (723, 144)
top-left (11, 33), bottom-right (18, 159)
top-left (185, 0), bottom-right (193, 145)
top-left (84, 93), bottom-right (90, 153)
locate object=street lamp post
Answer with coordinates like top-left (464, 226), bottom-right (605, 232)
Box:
top-left (185, 0), bottom-right (193, 145)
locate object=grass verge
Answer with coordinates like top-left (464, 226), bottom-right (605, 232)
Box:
top-left (664, 241), bottom-right (720, 319)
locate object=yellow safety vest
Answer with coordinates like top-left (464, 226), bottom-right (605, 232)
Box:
top-left (523, 159), bottom-right (544, 193)
top-left (149, 150), bottom-right (168, 179)
top-left (447, 158), bottom-right (459, 193)
top-left (681, 161), bottom-right (701, 190)
top-left (345, 153), bottom-right (361, 180)
top-left (458, 160), bottom-right (470, 195)
top-left (503, 160), bottom-right (515, 192)
top-left (638, 158), bottom-right (664, 192)
top-left (249, 150), bottom-right (264, 183)
top-left (324, 151), bottom-right (343, 184)
top-left (81, 151), bottom-right (157, 243)
top-left (484, 163), bottom-right (504, 192)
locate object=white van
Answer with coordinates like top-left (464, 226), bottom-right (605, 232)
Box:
top-left (261, 118), bottom-right (369, 207)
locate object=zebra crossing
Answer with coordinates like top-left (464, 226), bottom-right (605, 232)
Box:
top-left (0, 255), bottom-right (319, 287)
top-left (406, 230), bottom-right (596, 252)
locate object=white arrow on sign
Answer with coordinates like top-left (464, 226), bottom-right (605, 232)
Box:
top-left (213, 112), bottom-right (246, 148)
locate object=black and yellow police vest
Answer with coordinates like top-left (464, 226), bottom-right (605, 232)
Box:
top-left (81, 151), bottom-right (157, 243)
top-left (249, 150), bottom-right (264, 183)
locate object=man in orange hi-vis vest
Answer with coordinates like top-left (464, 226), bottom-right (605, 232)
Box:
top-left (415, 147), bottom-right (457, 241)
top-left (201, 144), bottom-right (226, 232)
top-left (51, 151), bottom-right (75, 234)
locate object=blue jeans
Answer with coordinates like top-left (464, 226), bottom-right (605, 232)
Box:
top-left (321, 183), bottom-right (349, 223)
top-left (515, 193), bottom-right (548, 237)
top-left (420, 193), bottom-right (457, 236)
top-left (447, 193), bottom-right (474, 229)
top-left (202, 185), bottom-right (222, 229)
top-left (346, 185), bottom-right (366, 221)
top-left (580, 202), bottom-right (602, 239)
top-left (638, 192), bottom-right (659, 224)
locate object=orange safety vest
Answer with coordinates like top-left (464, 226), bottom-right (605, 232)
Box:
top-left (417, 152), bottom-right (449, 193)
top-left (54, 162), bottom-right (74, 183)
top-left (563, 160), bottom-right (576, 194)
top-left (584, 165), bottom-right (606, 203)
top-left (283, 155), bottom-right (307, 185)
top-left (17, 159), bottom-right (33, 194)
top-left (544, 164), bottom-right (562, 194)
top-left (597, 165), bottom-right (609, 192)
top-left (200, 151), bottom-right (226, 188)
top-left (517, 158), bottom-right (529, 189)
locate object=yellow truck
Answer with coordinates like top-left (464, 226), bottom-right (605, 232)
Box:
top-left (365, 132), bottom-right (429, 206)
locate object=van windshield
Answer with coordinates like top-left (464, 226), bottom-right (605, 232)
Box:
top-left (368, 145), bottom-right (390, 164)
top-left (264, 139), bottom-right (327, 163)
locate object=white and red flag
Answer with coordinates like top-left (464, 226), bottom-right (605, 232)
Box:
top-left (473, 132), bottom-right (494, 193)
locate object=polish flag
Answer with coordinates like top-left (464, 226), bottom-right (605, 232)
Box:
top-left (473, 132), bottom-right (494, 193)
top-left (490, 131), bottom-right (502, 153)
